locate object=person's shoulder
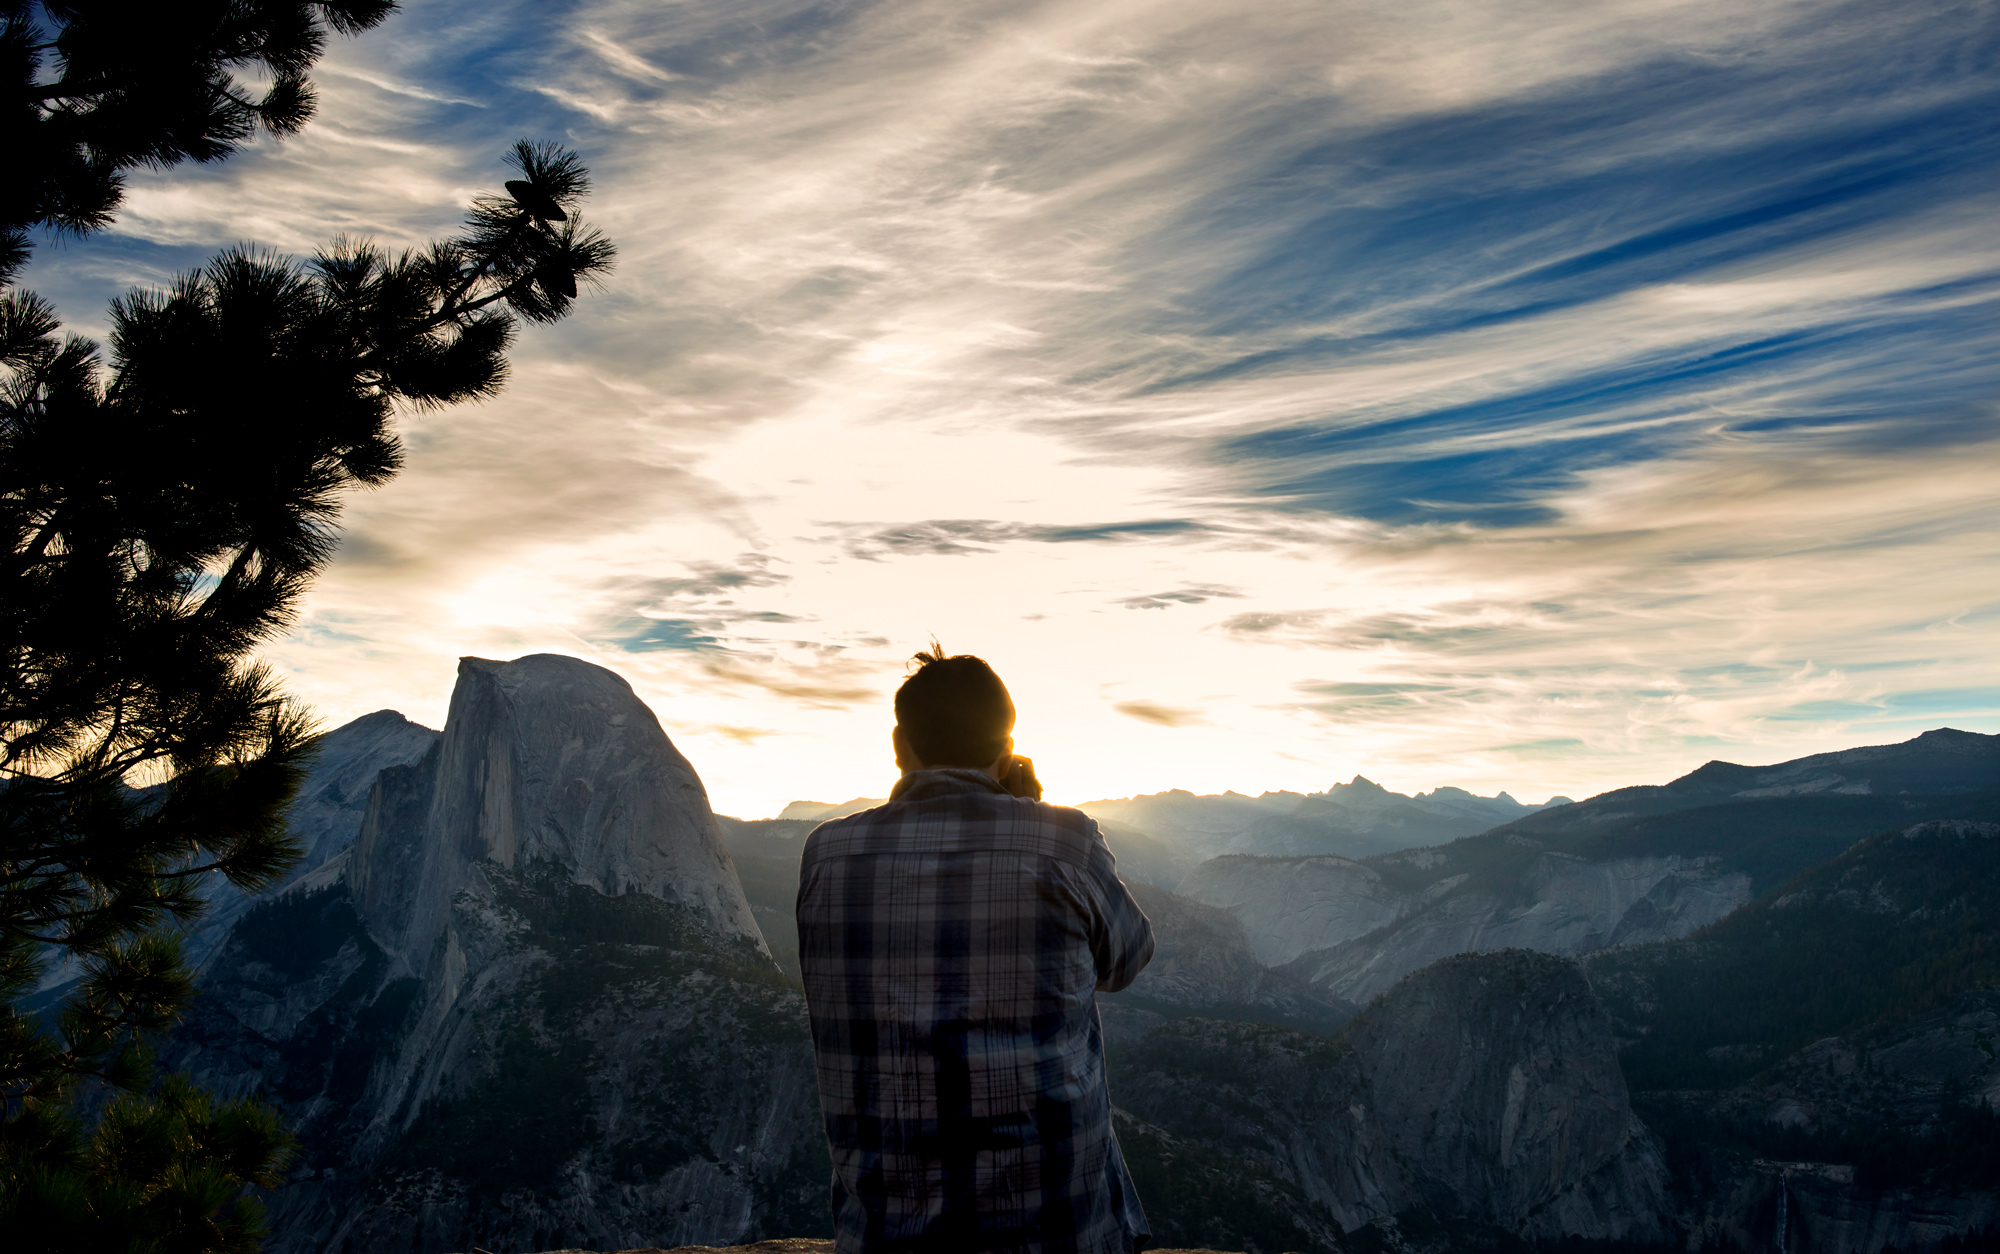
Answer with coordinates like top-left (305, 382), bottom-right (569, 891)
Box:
top-left (977, 794), bottom-right (1106, 866)
top-left (943, 790), bottom-right (1092, 824)
top-left (800, 792), bottom-right (1104, 865)
top-left (799, 801), bottom-right (898, 858)
top-left (1019, 797), bottom-right (1098, 838)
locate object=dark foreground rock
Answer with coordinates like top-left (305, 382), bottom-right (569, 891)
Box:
top-left (488, 1244), bottom-right (1247, 1254)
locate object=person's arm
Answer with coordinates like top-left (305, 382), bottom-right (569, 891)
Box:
top-left (1084, 822), bottom-right (1154, 992)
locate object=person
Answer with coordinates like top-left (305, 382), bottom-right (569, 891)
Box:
top-left (795, 644), bottom-right (1156, 1254)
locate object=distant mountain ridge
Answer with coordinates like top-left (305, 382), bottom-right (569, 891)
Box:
top-left (1078, 776), bottom-right (1571, 862)
top-left (766, 776), bottom-right (1569, 864)
top-left (1500, 727), bottom-right (2000, 845)
top-left (723, 773), bottom-right (1569, 984)
top-left (1176, 728), bottom-right (2000, 1004)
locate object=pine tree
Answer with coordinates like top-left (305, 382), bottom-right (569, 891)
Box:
top-left (3, 1), bottom-right (399, 275)
top-left (1, 6), bottom-right (616, 1249)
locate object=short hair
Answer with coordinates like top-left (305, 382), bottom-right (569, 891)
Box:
top-left (894, 642), bottom-right (1015, 768)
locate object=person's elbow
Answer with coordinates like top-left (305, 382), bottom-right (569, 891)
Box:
top-left (1094, 924), bottom-right (1154, 993)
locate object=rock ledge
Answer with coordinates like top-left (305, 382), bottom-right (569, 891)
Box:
top-left (492, 1243), bottom-right (1246, 1254)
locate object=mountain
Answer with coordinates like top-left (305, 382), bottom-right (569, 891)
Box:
top-left (349, 653), bottom-right (761, 948)
top-left (162, 672), bottom-right (2000, 1253)
top-left (1108, 949), bottom-right (1670, 1252)
top-left (187, 710), bottom-right (440, 973)
top-left (713, 815), bottom-right (819, 978)
top-left (1486, 727), bottom-right (2000, 887)
top-left (774, 797), bottom-right (884, 822)
top-left (1170, 729), bottom-right (2000, 1004)
top-left (1101, 883), bottom-right (1356, 1039)
top-left (24, 710), bottom-right (440, 1009)
top-left (1586, 813), bottom-right (2000, 1093)
top-left (1512, 727), bottom-right (2000, 839)
top-left (1078, 777), bottom-right (1569, 862)
top-left (167, 655), bottom-right (824, 1254)
top-left (1582, 812), bottom-right (2000, 1250)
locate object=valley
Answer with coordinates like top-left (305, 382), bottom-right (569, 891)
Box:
top-left (161, 653), bottom-right (2000, 1253)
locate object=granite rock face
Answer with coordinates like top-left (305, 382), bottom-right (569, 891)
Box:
top-left (1335, 951), bottom-right (1669, 1239)
top-left (1110, 949), bottom-right (1670, 1249)
top-left (1183, 850), bottom-right (1749, 1003)
top-left (167, 655), bottom-right (820, 1254)
top-left (185, 709), bottom-right (440, 974)
top-left (1290, 853), bottom-right (1749, 1004)
top-left (288, 711), bottom-right (446, 875)
top-left (348, 654), bottom-right (761, 977)
top-left (1174, 855), bottom-right (1413, 967)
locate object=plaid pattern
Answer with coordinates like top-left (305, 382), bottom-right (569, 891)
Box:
top-left (796, 768), bottom-right (1156, 1254)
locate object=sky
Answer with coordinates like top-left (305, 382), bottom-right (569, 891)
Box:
top-left (26, 0), bottom-right (2000, 818)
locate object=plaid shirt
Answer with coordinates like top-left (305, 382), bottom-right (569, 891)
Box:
top-left (796, 768), bottom-right (1156, 1254)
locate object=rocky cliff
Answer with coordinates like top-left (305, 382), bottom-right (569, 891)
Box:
top-left (1584, 814), bottom-right (2000, 1253)
top-left (1178, 847), bottom-right (1748, 1002)
top-left (168, 655), bottom-right (821, 1254)
top-left (1108, 949), bottom-right (1670, 1251)
top-left (185, 709), bottom-right (440, 974)
top-left (347, 654), bottom-right (761, 976)
top-left (1101, 883), bottom-right (1355, 1040)
top-left (1272, 850), bottom-right (1748, 1004)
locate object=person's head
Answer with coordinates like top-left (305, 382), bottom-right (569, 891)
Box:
top-left (892, 642), bottom-right (1015, 774)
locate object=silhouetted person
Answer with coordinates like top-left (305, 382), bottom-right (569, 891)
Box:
top-left (797, 645), bottom-right (1156, 1254)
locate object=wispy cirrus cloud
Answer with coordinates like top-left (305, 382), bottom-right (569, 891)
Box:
top-left (826, 518), bottom-right (1212, 561)
top-left (35, 0), bottom-right (1997, 815)
top-left (1118, 585), bottom-right (1243, 610)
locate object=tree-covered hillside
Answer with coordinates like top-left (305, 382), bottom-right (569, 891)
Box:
top-left (1585, 809), bottom-right (2000, 1206)
top-left (1586, 809), bottom-right (2000, 1090)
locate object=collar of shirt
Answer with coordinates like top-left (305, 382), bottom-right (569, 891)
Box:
top-left (887, 767), bottom-right (1008, 803)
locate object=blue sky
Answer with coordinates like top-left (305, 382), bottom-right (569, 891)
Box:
top-left (29, 0), bottom-right (2000, 815)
